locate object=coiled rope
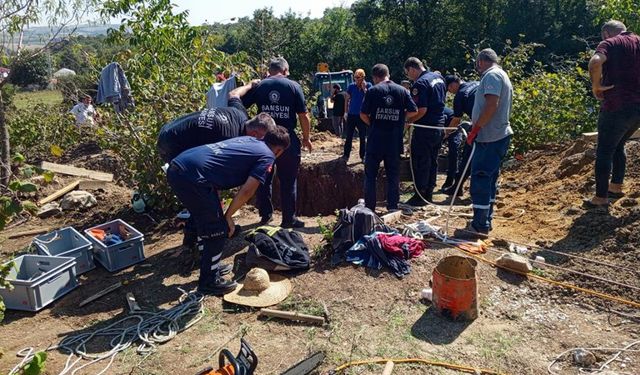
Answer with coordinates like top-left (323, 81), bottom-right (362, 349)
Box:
top-left (10, 289), bottom-right (204, 375)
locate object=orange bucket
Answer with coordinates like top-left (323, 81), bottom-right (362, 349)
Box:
top-left (432, 255), bottom-right (478, 321)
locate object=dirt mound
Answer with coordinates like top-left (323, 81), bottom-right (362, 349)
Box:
top-left (496, 135), bottom-right (640, 304)
top-left (59, 142), bottom-right (129, 183)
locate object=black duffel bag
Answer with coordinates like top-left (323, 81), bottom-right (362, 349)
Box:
top-left (245, 226), bottom-right (311, 271)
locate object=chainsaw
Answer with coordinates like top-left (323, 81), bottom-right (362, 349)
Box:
top-left (196, 339), bottom-right (325, 375)
top-left (196, 338), bottom-right (258, 375)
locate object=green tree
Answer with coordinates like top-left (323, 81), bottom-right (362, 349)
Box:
top-left (593, 0), bottom-right (640, 32)
top-left (9, 53), bottom-right (49, 87)
top-left (99, 0), bottom-right (256, 206)
top-left (0, 0), bottom-right (97, 187)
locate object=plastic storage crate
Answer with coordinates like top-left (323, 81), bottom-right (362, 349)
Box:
top-left (33, 227), bottom-right (95, 274)
top-left (0, 255), bottom-right (78, 311)
top-left (84, 219), bottom-right (145, 272)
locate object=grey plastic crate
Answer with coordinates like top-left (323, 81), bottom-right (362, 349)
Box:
top-left (34, 227), bottom-right (95, 274)
top-left (84, 219), bottom-right (145, 272)
top-left (0, 255), bottom-right (78, 311)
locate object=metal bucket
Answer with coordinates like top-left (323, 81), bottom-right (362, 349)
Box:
top-left (432, 255), bottom-right (478, 321)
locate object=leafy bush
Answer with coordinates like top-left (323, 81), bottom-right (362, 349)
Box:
top-left (501, 42), bottom-right (598, 153)
top-left (9, 53), bottom-right (49, 88)
top-left (460, 41), bottom-right (598, 154)
top-left (0, 260), bottom-right (14, 322)
top-left (95, 0), bottom-right (257, 209)
top-left (56, 73), bottom-right (99, 104)
top-left (7, 103), bottom-right (81, 160)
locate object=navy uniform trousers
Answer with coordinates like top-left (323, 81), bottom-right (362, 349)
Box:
top-left (411, 127), bottom-right (443, 196)
top-left (257, 135), bottom-right (301, 223)
top-left (167, 163), bottom-right (227, 288)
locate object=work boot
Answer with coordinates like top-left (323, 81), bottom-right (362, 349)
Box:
top-left (443, 184), bottom-right (464, 197)
top-left (404, 193), bottom-right (428, 207)
top-left (197, 278), bottom-right (238, 296)
top-left (453, 222), bottom-right (489, 240)
top-left (440, 177), bottom-right (454, 192)
top-left (259, 214), bottom-right (273, 225)
top-left (218, 263), bottom-right (233, 277)
top-left (282, 217), bottom-right (305, 228)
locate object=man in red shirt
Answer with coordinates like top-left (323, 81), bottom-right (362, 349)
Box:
top-left (585, 20), bottom-right (640, 209)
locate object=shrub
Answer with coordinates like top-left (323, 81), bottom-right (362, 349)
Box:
top-left (9, 53), bottom-right (49, 88)
top-left (7, 103), bottom-right (81, 160)
top-left (501, 42), bottom-right (598, 153)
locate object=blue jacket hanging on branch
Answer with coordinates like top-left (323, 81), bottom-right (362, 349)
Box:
top-left (97, 62), bottom-right (135, 113)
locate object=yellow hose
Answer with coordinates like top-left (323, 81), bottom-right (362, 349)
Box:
top-left (332, 357), bottom-right (504, 374)
top-left (453, 245), bottom-right (640, 309)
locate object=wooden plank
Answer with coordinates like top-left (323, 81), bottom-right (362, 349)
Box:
top-left (79, 282), bottom-right (122, 307)
top-left (38, 180), bottom-right (80, 205)
top-left (39, 161), bottom-right (113, 182)
top-left (581, 130), bottom-right (640, 140)
top-left (382, 361), bottom-right (395, 375)
top-left (7, 227), bottom-right (50, 239)
top-left (259, 308), bottom-right (326, 325)
top-left (78, 180), bottom-right (107, 191)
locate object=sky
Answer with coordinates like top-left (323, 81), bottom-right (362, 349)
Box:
top-left (172, 0), bottom-right (355, 25)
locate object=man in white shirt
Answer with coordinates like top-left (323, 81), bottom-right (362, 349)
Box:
top-left (70, 95), bottom-right (98, 127)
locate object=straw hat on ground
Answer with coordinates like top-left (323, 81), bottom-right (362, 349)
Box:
top-left (223, 268), bottom-right (292, 307)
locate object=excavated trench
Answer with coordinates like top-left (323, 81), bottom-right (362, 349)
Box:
top-left (271, 152), bottom-right (388, 215)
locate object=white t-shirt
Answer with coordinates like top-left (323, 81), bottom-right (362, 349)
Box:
top-left (70, 103), bottom-right (96, 126)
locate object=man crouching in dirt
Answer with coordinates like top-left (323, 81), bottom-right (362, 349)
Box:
top-left (167, 127), bottom-right (290, 295)
top-left (157, 81), bottom-right (276, 249)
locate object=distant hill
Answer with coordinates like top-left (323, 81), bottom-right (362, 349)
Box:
top-left (3, 24), bottom-right (117, 49)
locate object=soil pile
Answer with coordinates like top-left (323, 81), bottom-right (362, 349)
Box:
top-left (496, 136), bottom-right (640, 304)
top-left (59, 141), bottom-right (129, 183)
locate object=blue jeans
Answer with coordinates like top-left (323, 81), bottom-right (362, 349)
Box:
top-left (343, 114), bottom-right (367, 159)
top-left (470, 135), bottom-right (511, 232)
top-left (167, 164), bottom-right (227, 287)
top-left (364, 150), bottom-right (400, 211)
top-left (257, 138), bottom-right (301, 223)
top-left (595, 106), bottom-right (640, 198)
top-left (411, 128), bottom-right (443, 194)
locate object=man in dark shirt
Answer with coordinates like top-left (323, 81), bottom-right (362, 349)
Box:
top-left (442, 75), bottom-right (479, 195)
top-left (586, 20), bottom-right (640, 209)
top-left (330, 84), bottom-right (347, 137)
top-left (167, 128), bottom-right (290, 295)
top-left (157, 80), bottom-right (274, 163)
top-left (403, 57), bottom-right (447, 206)
top-left (361, 64), bottom-right (418, 212)
top-left (242, 57), bottom-right (313, 228)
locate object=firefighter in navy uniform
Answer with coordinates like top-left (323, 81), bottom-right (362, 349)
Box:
top-left (242, 57), bottom-right (313, 228)
top-left (403, 57), bottom-right (447, 206)
top-left (360, 63), bottom-right (418, 212)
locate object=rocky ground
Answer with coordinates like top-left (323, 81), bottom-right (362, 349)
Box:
top-left (0, 133), bottom-right (638, 375)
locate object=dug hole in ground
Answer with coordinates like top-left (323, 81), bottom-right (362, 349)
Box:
top-left (0, 132), bottom-right (638, 374)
